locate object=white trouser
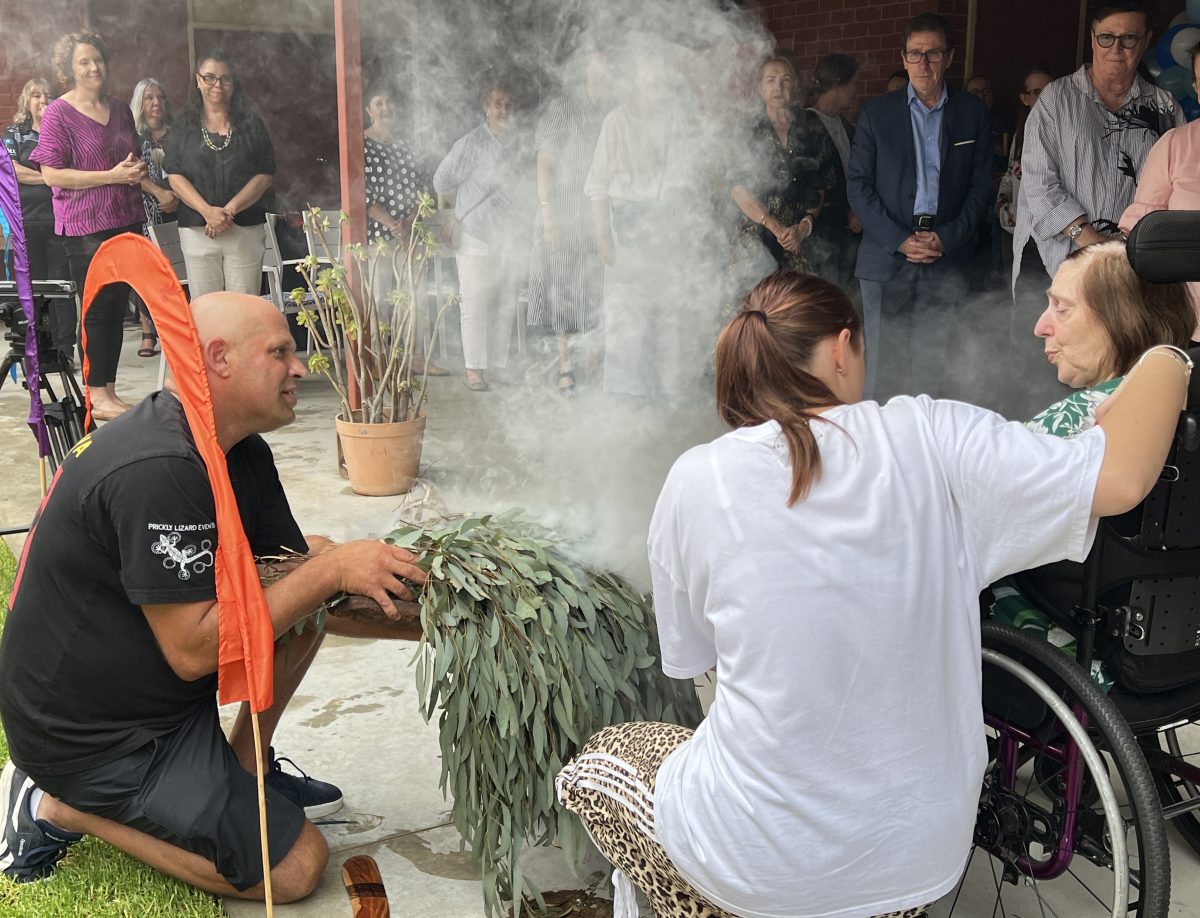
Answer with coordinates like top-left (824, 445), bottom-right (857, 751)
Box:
top-left (602, 240), bottom-right (702, 401)
top-left (455, 231), bottom-right (520, 371)
top-left (179, 223), bottom-right (267, 299)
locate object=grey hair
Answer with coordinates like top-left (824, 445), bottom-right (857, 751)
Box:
top-left (130, 78), bottom-right (170, 137)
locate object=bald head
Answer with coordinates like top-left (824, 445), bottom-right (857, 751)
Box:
top-left (187, 291), bottom-right (306, 449)
top-left (192, 291), bottom-right (288, 350)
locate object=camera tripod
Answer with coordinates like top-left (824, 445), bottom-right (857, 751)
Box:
top-left (0, 282), bottom-right (91, 535)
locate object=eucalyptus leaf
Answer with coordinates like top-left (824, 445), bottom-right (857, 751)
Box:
top-left (385, 514), bottom-right (702, 916)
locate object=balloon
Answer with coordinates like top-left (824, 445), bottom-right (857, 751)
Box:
top-left (1172, 11), bottom-right (1192, 29)
top-left (1143, 47), bottom-right (1164, 79)
top-left (1170, 26), bottom-right (1200, 67)
top-left (1159, 25), bottom-right (1193, 70)
top-left (1189, 0), bottom-right (1200, 25)
top-left (1158, 65), bottom-right (1194, 100)
top-left (1182, 96), bottom-right (1200, 121)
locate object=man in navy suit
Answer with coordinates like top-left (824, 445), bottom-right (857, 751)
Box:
top-left (847, 13), bottom-right (992, 399)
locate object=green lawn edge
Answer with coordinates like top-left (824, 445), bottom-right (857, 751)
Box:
top-left (0, 537), bottom-right (226, 918)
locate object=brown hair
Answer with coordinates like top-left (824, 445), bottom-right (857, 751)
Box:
top-left (12, 78), bottom-right (51, 126)
top-left (1066, 241), bottom-right (1195, 378)
top-left (51, 32), bottom-right (108, 89)
top-left (715, 271), bottom-right (862, 506)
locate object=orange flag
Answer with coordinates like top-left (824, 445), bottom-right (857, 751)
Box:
top-left (82, 233), bottom-right (274, 712)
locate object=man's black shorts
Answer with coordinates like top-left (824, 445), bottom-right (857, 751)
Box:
top-left (32, 702), bottom-right (306, 891)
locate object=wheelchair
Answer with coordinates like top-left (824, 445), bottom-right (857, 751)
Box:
top-left (941, 362), bottom-right (1200, 917)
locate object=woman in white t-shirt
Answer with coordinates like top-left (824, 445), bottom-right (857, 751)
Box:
top-left (556, 270), bottom-right (1191, 918)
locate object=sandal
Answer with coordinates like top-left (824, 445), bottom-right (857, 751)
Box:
top-left (558, 370), bottom-right (576, 398)
top-left (138, 335), bottom-right (159, 358)
top-left (91, 403), bottom-right (130, 421)
top-left (342, 855), bottom-right (390, 917)
top-left (464, 375), bottom-right (489, 392)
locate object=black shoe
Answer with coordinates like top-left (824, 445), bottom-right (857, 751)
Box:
top-left (263, 749), bottom-right (344, 818)
top-left (0, 761), bottom-right (83, 882)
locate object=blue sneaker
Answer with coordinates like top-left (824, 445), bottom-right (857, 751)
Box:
top-left (0, 761), bottom-right (83, 882)
top-left (263, 749), bottom-right (344, 819)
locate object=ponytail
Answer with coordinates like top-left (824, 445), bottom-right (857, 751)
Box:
top-left (715, 271), bottom-right (862, 506)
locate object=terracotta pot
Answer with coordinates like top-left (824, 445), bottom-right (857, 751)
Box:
top-left (334, 411), bottom-right (426, 496)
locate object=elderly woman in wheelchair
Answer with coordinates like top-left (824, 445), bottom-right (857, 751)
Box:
top-left (970, 240), bottom-right (1197, 918)
top-left (554, 269), bottom-right (1190, 918)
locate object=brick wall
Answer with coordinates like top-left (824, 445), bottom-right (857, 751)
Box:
top-left (87, 0), bottom-right (192, 113)
top-left (0, 1), bottom-right (87, 122)
top-left (758, 0), bottom-right (941, 100)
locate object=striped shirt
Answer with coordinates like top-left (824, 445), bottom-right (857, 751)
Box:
top-left (1013, 65), bottom-right (1181, 288)
top-left (30, 97), bottom-right (143, 237)
top-left (432, 123), bottom-right (528, 245)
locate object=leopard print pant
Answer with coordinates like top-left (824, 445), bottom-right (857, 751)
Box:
top-left (557, 722), bottom-right (933, 918)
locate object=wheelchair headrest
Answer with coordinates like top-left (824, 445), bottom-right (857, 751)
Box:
top-left (1126, 211), bottom-right (1200, 284)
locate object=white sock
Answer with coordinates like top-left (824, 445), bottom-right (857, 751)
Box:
top-left (27, 787), bottom-right (45, 822)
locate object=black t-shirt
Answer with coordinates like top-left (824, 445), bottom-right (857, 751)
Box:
top-left (163, 110), bottom-right (276, 229)
top-left (0, 393), bottom-right (305, 776)
top-left (3, 121), bottom-right (54, 226)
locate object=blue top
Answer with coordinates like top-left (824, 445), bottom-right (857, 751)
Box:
top-left (908, 83), bottom-right (948, 217)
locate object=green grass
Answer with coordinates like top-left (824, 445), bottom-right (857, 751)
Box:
top-left (0, 538), bottom-right (226, 918)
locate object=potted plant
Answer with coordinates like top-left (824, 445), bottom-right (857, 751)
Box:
top-left (292, 196), bottom-right (452, 495)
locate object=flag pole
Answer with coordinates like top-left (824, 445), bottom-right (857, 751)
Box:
top-left (252, 710), bottom-right (274, 916)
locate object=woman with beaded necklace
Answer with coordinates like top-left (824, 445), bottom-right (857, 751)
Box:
top-left (165, 49), bottom-right (275, 299)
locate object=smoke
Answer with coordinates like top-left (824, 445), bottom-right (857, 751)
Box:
top-left (368, 0), bottom-right (774, 587)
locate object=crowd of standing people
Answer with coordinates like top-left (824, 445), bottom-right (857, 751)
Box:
top-left (6, 1), bottom-right (1198, 421)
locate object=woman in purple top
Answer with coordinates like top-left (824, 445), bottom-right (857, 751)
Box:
top-left (32, 32), bottom-right (147, 420)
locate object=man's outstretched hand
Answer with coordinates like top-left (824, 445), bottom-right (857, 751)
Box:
top-left (323, 540), bottom-right (427, 618)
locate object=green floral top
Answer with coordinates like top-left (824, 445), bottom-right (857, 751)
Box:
top-left (991, 376), bottom-right (1123, 691)
top-left (1024, 377), bottom-right (1122, 438)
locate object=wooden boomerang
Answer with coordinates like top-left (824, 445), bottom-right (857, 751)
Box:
top-left (343, 855), bottom-right (391, 917)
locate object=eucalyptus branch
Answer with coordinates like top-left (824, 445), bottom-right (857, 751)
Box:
top-left (391, 514), bottom-right (702, 916)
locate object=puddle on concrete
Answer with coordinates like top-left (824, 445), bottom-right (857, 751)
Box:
top-left (301, 693), bottom-right (389, 728)
top-left (384, 831), bottom-right (481, 881)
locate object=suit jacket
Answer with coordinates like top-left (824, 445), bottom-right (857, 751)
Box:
top-left (846, 87), bottom-right (992, 282)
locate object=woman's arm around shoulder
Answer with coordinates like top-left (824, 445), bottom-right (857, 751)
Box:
top-left (1092, 346), bottom-right (1190, 516)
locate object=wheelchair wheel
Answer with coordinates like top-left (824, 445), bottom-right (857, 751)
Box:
top-left (945, 622), bottom-right (1170, 917)
top-left (1149, 722), bottom-right (1200, 859)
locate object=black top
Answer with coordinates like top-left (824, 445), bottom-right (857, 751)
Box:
top-left (737, 107), bottom-right (838, 269)
top-left (0, 393), bottom-right (305, 776)
top-left (3, 120), bottom-right (54, 226)
top-left (163, 110), bottom-right (276, 229)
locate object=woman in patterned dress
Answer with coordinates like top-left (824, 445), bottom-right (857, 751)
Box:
top-left (728, 54), bottom-right (838, 295)
top-left (362, 84), bottom-right (446, 375)
top-left (526, 49), bottom-right (607, 396)
top-left (989, 240), bottom-right (1194, 687)
top-left (130, 77), bottom-right (177, 357)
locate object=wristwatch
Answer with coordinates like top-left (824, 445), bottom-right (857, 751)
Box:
top-left (1067, 223), bottom-right (1085, 241)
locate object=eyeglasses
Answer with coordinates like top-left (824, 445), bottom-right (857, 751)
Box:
top-left (967, 87), bottom-right (992, 97)
top-left (1094, 32), bottom-right (1144, 49)
top-left (903, 48), bottom-right (948, 64)
top-left (199, 73), bottom-right (234, 87)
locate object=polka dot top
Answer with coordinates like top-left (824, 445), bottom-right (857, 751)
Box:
top-left (364, 135), bottom-right (429, 242)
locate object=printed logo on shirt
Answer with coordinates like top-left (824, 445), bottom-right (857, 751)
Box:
top-left (149, 527), bottom-right (216, 581)
top-left (69, 434), bottom-right (94, 459)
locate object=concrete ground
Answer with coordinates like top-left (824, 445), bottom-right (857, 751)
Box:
top-left (1, 324), bottom-right (1198, 917)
